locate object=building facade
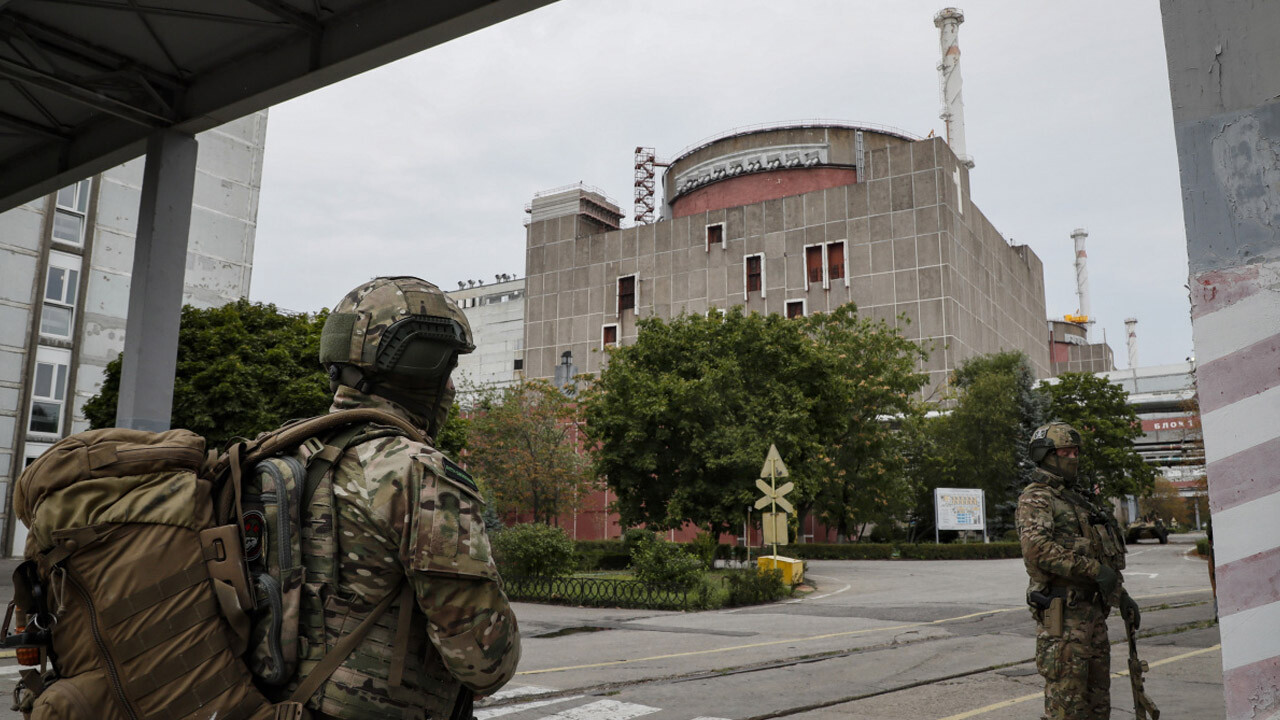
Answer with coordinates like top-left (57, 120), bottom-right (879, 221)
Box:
top-left (522, 123), bottom-right (1050, 398)
top-left (0, 111), bottom-right (267, 553)
top-left (447, 276), bottom-right (526, 401)
top-left (1048, 319), bottom-right (1116, 375)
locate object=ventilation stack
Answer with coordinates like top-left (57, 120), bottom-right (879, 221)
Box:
top-left (1125, 318), bottom-right (1139, 369)
top-left (1072, 228), bottom-right (1092, 341)
top-left (934, 8), bottom-right (974, 169)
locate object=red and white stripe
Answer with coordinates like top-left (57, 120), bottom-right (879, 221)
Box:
top-left (1191, 262), bottom-right (1280, 720)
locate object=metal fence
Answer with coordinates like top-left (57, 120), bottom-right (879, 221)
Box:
top-left (504, 575), bottom-right (689, 610)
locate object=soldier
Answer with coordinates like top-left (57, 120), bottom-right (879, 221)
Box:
top-left (1016, 422), bottom-right (1140, 720)
top-left (306, 276), bottom-right (521, 719)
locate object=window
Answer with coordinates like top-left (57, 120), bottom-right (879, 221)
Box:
top-left (40, 252), bottom-right (81, 339)
top-left (513, 358), bottom-right (524, 370)
top-left (24, 443), bottom-right (52, 469)
top-left (827, 241), bottom-right (846, 283)
top-left (786, 300), bottom-right (806, 319)
top-left (706, 223), bottom-right (724, 251)
top-left (617, 275), bottom-right (636, 313)
top-left (29, 347), bottom-right (71, 435)
top-left (52, 179), bottom-right (91, 246)
top-left (602, 324), bottom-right (618, 348)
top-left (805, 245), bottom-right (824, 287)
top-left (745, 254), bottom-right (764, 298)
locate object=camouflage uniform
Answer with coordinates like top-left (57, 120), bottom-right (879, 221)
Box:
top-left (298, 384), bottom-right (520, 720)
top-left (1017, 465), bottom-right (1126, 720)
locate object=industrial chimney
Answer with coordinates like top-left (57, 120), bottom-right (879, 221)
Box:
top-left (1125, 317), bottom-right (1139, 369)
top-left (1072, 228), bottom-right (1092, 341)
top-left (934, 8), bottom-right (974, 169)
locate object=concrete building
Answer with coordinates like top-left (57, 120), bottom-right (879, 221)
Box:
top-left (0, 112), bottom-right (267, 553)
top-left (522, 122), bottom-right (1050, 396)
top-left (1048, 319), bottom-right (1115, 374)
top-left (447, 276), bottom-right (527, 400)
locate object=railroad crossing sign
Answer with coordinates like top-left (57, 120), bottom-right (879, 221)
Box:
top-left (754, 444), bottom-right (794, 552)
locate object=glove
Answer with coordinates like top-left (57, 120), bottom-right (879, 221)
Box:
top-left (1095, 565), bottom-right (1119, 599)
top-left (1120, 591), bottom-right (1141, 630)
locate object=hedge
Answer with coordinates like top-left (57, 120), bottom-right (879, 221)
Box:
top-left (574, 540), bottom-right (630, 571)
top-left (784, 543), bottom-right (896, 560)
top-left (777, 541), bottom-right (1021, 560)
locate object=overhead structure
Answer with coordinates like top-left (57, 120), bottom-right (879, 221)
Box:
top-left (634, 147), bottom-right (658, 225)
top-left (1071, 227), bottom-right (1092, 340)
top-left (933, 7), bottom-right (974, 169)
top-left (0, 0), bottom-right (558, 212)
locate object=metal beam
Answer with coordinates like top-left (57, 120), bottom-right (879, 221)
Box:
top-left (0, 108), bottom-right (65, 140)
top-left (0, 57), bottom-right (169, 126)
top-left (241, 0), bottom-right (323, 35)
top-left (32, 0), bottom-right (286, 27)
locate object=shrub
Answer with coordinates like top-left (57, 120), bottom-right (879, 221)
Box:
top-left (897, 541), bottom-right (1022, 559)
top-left (574, 540), bottom-right (631, 571)
top-left (630, 536), bottom-right (703, 591)
top-left (622, 528), bottom-right (656, 554)
top-left (690, 531), bottom-right (720, 569)
top-left (492, 523), bottom-right (577, 577)
top-left (724, 568), bottom-right (788, 606)
top-left (1195, 537), bottom-right (1211, 557)
top-left (784, 543), bottom-right (896, 560)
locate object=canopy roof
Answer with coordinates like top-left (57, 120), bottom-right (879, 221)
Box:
top-left (0, 0), bottom-right (554, 211)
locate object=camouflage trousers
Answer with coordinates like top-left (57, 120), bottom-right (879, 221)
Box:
top-left (1034, 598), bottom-right (1111, 720)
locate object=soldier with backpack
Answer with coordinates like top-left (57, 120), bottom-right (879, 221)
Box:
top-left (293, 275), bottom-right (521, 719)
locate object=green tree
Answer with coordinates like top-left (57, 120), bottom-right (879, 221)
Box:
top-left (911, 351), bottom-right (1048, 536)
top-left (84, 300), bottom-right (332, 447)
top-left (465, 380), bottom-right (591, 524)
top-left (83, 299), bottom-right (469, 452)
top-left (582, 304), bottom-right (926, 540)
top-left (1043, 372), bottom-right (1156, 500)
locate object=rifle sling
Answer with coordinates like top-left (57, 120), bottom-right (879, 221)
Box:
top-left (288, 581), bottom-right (403, 707)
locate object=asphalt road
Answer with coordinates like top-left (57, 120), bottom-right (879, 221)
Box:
top-left (487, 534), bottom-right (1220, 720)
top-left (0, 535), bottom-right (1219, 719)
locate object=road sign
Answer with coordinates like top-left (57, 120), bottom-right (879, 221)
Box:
top-left (760, 444), bottom-right (789, 478)
top-left (761, 512), bottom-right (788, 545)
top-left (755, 444), bottom-right (794, 552)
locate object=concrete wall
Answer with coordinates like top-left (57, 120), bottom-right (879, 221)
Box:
top-left (1161, 2), bottom-right (1280, 717)
top-left (523, 134), bottom-right (1049, 396)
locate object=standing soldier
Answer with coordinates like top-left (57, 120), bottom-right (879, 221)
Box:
top-left (304, 276), bottom-right (521, 719)
top-left (1017, 422), bottom-right (1139, 720)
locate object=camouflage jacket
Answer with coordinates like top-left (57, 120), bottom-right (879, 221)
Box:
top-left (1015, 467), bottom-right (1126, 602)
top-left (306, 386), bottom-right (520, 718)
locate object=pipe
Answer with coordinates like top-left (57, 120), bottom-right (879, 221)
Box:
top-left (1072, 228), bottom-right (1091, 341)
top-left (934, 8), bottom-right (974, 169)
top-left (1125, 317), bottom-right (1139, 369)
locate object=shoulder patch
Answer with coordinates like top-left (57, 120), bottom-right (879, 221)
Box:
top-left (442, 457), bottom-right (478, 493)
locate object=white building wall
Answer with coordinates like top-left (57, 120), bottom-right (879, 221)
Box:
top-left (0, 111), bottom-right (267, 554)
top-left (447, 278), bottom-right (525, 401)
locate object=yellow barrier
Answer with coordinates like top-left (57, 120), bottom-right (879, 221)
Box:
top-left (758, 555), bottom-right (804, 585)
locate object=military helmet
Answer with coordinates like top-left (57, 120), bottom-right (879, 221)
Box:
top-left (320, 276), bottom-right (473, 422)
top-left (1028, 421), bottom-right (1081, 464)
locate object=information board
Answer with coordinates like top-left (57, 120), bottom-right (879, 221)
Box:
top-left (934, 487), bottom-right (986, 531)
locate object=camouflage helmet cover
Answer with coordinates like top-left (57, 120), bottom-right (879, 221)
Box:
top-left (320, 276), bottom-right (474, 383)
top-left (1028, 421), bottom-right (1081, 464)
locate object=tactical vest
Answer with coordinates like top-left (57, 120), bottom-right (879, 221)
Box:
top-left (1022, 469), bottom-right (1127, 591)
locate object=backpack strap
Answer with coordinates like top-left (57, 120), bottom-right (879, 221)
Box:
top-left (287, 580), bottom-right (404, 707)
top-left (244, 409), bottom-right (425, 468)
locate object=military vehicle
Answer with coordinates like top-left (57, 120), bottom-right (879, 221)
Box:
top-left (1126, 516), bottom-right (1169, 544)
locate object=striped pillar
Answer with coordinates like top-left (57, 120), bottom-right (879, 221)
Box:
top-left (1161, 2), bottom-right (1280, 717)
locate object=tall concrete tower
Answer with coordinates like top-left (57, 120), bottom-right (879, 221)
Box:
top-left (1072, 228), bottom-right (1092, 340)
top-left (934, 7), bottom-right (974, 169)
top-left (1125, 317), bottom-right (1138, 369)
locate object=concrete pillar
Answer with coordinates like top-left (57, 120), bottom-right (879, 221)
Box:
top-left (1160, 2), bottom-right (1280, 718)
top-left (115, 130), bottom-right (198, 431)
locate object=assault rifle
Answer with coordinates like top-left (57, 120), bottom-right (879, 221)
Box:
top-left (1123, 607), bottom-right (1160, 719)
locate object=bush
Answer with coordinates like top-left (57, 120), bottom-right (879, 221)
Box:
top-left (785, 543), bottom-right (896, 560)
top-left (690, 532), bottom-right (719, 569)
top-left (897, 541), bottom-right (1022, 559)
top-left (622, 528), bottom-right (656, 554)
top-left (492, 523), bottom-right (577, 577)
top-left (724, 568), bottom-right (788, 606)
top-left (1187, 535), bottom-right (1208, 558)
top-left (630, 536), bottom-right (703, 591)
top-left (574, 540), bottom-right (631, 571)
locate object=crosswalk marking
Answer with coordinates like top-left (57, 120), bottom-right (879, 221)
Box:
top-left (533, 699), bottom-right (660, 720)
top-left (488, 685), bottom-right (558, 702)
top-left (475, 695), bottom-right (585, 719)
